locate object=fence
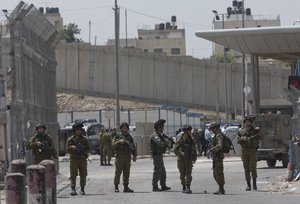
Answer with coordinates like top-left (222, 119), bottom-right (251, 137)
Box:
top-left (1, 2), bottom-right (60, 166)
top-left (58, 106), bottom-right (203, 137)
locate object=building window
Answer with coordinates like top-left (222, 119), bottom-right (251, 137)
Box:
top-left (154, 48), bottom-right (163, 53)
top-left (171, 48), bottom-right (180, 55)
top-left (144, 49), bottom-right (148, 53)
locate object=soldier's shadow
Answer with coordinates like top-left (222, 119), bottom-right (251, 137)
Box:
top-left (132, 191), bottom-right (151, 193)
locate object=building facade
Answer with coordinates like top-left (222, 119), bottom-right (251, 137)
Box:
top-left (212, 1), bottom-right (281, 62)
top-left (107, 16), bottom-right (186, 56)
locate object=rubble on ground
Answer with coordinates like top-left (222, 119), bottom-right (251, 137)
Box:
top-left (267, 175), bottom-right (300, 194)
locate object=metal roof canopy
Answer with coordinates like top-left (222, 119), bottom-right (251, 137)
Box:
top-left (196, 26), bottom-right (300, 61)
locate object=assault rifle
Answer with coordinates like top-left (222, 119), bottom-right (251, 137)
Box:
top-left (75, 140), bottom-right (91, 162)
top-left (162, 134), bottom-right (175, 150)
top-left (120, 135), bottom-right (136, 152)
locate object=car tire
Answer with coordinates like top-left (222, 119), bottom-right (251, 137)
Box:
top-left (282, 154), bottom-right (289, 168)
top-left (267, 159), bottom-right (276, 167)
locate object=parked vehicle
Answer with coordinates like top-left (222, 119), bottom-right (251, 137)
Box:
top-left (58, 120), bottom-right (104, 156)
top-left (254, 114), bottom-right (291, 168)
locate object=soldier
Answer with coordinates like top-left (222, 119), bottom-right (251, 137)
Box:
top-left (237, 117), bottom-right (261, 191)
top-left (199, 127), bottom-right (207, 157)
top-left (150, 119), bottom-right (172, 192)
top-left (207, 122), bottom-right (225, 195)
top-left (102, 129), bottom-right (113, 166)
top-left (192, 128), bottom-right (201, 156)
top-left (27, 124), bottom-right (57, 164)
top-left (173, 125), bottom-right (197, 194)
top-left (99, 127), bottom-right (105, 166)
top-left (113, 122), bottom-right (137, 193)
top-left (65, 122), bottom-right (91, 196)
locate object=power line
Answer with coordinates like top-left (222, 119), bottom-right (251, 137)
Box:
top-left (120, 5), bottom-right (210, 30)
top-left (61, 5), bottom-right (112, 12)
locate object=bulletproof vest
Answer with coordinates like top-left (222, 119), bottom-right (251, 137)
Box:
top-left (115, 133), bottom-right (135, 153)
top-left (182, 136), bottom-right (194, 159)
top-left (34, 133), bottom-right (52, 157)
top-left (150, 132), bottom-right (167, 155)
top-left (239, 127), bottom-right (260, 149)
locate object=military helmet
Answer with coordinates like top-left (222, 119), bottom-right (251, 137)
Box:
top-left (36, 123), bottom-right (46, 130)
top-left (120, 122), bottom-right (129, 129)
top-left (72, 122), bottom-right (84, 131)
top-left (208, 122), bottom-right (220, 130)
top-left (182, 125), bottom-right (192, 132)
top-left (154, 119), bottom-right (166, 130)
top-left (243, 116), bottom-right (255, 124)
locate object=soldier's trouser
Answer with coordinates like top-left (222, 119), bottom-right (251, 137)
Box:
top-left (213, 159), bottom-right (225, 186)
top-left (100, 145), bottom-right (104, 163)
top-left (114, 154), bottom-right (131, 185)
top-left (177, 160), bottom-right (193, 186)
top-left (152, 154), bottom-right (166, 187)
top-left (70, 158), bottom-right (88, 188)
top-left (241, 149), bottom-right (257, 181)
top-left (103, 145), bottom-right (112, 164)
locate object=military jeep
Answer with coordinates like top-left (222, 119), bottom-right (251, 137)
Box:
top-left (254, 114), bottom-right (291, 168)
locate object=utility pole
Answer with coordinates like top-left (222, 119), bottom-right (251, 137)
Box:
top-left (125, 9), bottom-right (128, 48)
top-left (222, 14), bottom-right (228, 122)
top-left (242, 0), bottom-right (246, 118)
top-left (114, 0), bottom-right (120, 132)
top-left (88, 21), bottom-right (91, 43)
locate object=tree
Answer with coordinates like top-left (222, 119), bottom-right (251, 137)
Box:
top-left (59, 23), bottom-right (81, 43)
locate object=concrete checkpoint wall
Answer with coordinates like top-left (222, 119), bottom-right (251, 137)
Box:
top-left (56, 42), bottom-right (289, 113)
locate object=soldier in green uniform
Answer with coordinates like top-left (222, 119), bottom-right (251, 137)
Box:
top-left (173, 125), bottom-right (197, 194)
top-left (99, 127), bottom-right (105, 166)
top-left (65, 123), bottom-right (91, 196)
top-left (207, 122), bottom-right (225, 195)
top-left (113, 122), bottom-right (137, 193)
top-left (102, 129), bottom-right (113, 166)
top-left (237, 117), bottom-right (261, 191)
top-left (27, 124), bottom-right (57, 164)
top-left (150, 119), bottom-right (172, 192)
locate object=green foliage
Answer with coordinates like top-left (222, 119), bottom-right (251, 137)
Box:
top-left (59, 23), bottom-right (82, 43)
top-left (212, 52), bottom-right (234, 63)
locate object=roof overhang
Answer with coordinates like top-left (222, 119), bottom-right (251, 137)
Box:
top-left (196, 26), bottom-right (300, 61)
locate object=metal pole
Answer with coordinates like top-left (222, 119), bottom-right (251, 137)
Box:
top-left (88, 21), bottom-right (91, 44)
top-left (222, 14), bottom-right (228, 122)
top-left (242, 0), bottom-right (246, 118)
top-left (114, 0), bottom-right (121, 132)
top-left (125, 9), bottom-right (128, 48)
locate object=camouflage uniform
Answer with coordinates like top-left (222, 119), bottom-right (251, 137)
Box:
top-left (173, 132), bottom-right (197, 193)
top-left (27, 133), bottom-right (57, 164)
top-left (210, 130), bottom-right (225, 187)
top-left (102, 132), bottom-right (113, 165)
top-left (238, 120), bottom-right (261, 190)
top-left (99, 130), bottom-right (105, 165)
top-left (208, 122), bottom-right (225, 195)
top-left (65, 134), bottom-right (90, 192)
top-left (112, 132), bottom-right (136, 187)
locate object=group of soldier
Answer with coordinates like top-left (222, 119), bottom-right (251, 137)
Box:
top-left (26, 116), bottom-right (261, 196)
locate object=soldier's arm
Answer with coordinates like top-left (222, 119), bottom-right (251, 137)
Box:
top-left (47, 135), bottom-right (58, 159)
top-left (210, 134), bottom-right (223, 153)
top-left (85, 137), bottom-right (91, 154)
top-left (65, 138), bottom-right (75, 154)
top-left (27, 136), bottom-right (38, 149)
top-left (112, 135), bottom-right (120, 150)
top-left (173, 137), bottom-right (184, 158)
top-left (151, 135), bottom-right (167, 148)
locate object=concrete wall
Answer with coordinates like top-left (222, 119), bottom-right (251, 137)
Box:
top-left (56, 42), bottom-right (289, 114)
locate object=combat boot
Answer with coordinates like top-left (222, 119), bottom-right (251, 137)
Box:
top-left (152, 186), bottom-right (162, 192)
top-left (161, 185), bottom-right (171, 191)
top-left (71, 188), bottom-right (77, 196)
top-left (123, 184), bottom-right (134, 193)
top-left (253, 179), bottom-right (257, 190)
top-left (182, 185), bottom-right (186, 193)
top-left (213, 185), bottom-right (225, 195)
top-left (184, 185), bottom-right (192, 194)
top-left (246, 180), bottom-right (251, 191)
top-left (80, 187), bottom-right (85, 195)
top-left (114, 184), bottom-right (119, 193)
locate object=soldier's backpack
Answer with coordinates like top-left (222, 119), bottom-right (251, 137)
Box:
top-left (223, 134), bottom-right (235, 154)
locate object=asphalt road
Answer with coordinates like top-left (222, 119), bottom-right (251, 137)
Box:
top-left (55, 155), bottom-right (299, 204)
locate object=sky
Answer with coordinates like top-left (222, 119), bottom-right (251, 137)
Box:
top-left (1, 0), bottom-right (300, 59)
